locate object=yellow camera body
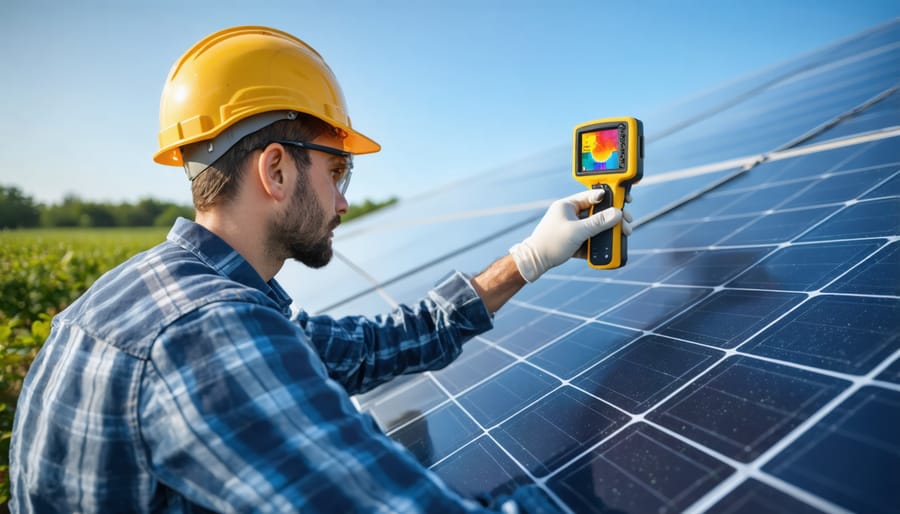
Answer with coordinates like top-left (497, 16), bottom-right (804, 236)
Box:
top-left (572, 117), bottom-right (644, 269)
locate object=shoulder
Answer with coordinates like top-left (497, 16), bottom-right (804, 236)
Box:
top-left (59, 241), bottom-right (280, 359)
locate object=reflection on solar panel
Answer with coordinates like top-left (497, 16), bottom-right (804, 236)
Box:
top-left (278, 19), bottom-right (900, 514)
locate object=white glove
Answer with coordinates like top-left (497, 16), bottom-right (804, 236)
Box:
top-left (509, 189), bottom-right (633, 282)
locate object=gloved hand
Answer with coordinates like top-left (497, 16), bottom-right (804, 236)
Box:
top-left (509, 189), bottom-right (633, 282)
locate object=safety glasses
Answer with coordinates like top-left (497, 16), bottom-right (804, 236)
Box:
top-left (271, 139), bottom-right (354, 195)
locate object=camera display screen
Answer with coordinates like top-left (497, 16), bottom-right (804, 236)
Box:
top-left (580, 127), bottom-right (624, 173)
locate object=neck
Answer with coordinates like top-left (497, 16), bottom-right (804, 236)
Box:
top-left (195, 206), bottom-right (283, 282)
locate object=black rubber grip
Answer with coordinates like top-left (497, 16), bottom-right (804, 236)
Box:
top-left (589, 184), bottom-right (614, 266)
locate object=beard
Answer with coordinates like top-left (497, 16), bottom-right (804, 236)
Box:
top-left (267, 172), bottom-right (340, 269)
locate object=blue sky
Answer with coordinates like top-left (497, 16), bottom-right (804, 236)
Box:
top-left (1, 0), bottom-right (897, 207)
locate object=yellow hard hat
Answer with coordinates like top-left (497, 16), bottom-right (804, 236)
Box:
top-left (153, 26), bottom-right (380, 168)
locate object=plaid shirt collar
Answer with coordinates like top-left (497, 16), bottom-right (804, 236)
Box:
top-left (167, 217), bottom-right (294, 317)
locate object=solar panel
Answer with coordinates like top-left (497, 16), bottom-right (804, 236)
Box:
top-left (278, 19), bottom-right (900, 514)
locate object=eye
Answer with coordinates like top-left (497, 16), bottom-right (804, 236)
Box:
top-left (331, 167), bottom-right (348, 183)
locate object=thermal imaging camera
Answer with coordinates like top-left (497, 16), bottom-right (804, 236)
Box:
top-left (572, 117), bottom-right (644, 269)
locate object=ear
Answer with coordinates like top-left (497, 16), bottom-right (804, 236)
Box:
top-left (255, 143), bottom-right (291, 202)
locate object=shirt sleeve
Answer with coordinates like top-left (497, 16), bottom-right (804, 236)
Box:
top-left (139, 299), bottom-right (496, 513)
top-left (295, 271), bottom-right (494, 395)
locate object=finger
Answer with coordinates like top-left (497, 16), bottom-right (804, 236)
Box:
top-left (573, 240), bottom-right (588, 260)
top-left (580, 207), bottom-right (622, 235)
top-left (622, 218), bottom-right (633, 236)
top-left (623, 210), bottom-right (633, 223)
top-left (562, 189), bottom-right (605, 211)
top-left (625, 192), bottom-right (633, 204)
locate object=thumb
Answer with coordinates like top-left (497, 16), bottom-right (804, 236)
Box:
top-left (579, 207), bottom-right (622, 235)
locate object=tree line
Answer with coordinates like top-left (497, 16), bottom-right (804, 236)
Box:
top-left (0, 185), bottom-right (194, 229)
top-left (0, 184), bottom-right (398, 230)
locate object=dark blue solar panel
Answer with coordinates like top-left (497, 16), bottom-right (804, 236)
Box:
top-left (605, 249), bottom-right (702, 280)
top-left (364, 376), bottom-right (446, 431)
top-left (431, 436), bottom-right (531, 499)
top-left (573, 335), bottom-right (723, 414)
top-left (284, 21), bottom-right (900, 513)
top-left (718, 206), bottom-right (838, 246)
top-left (657, 290), bottom-right (806, 348)
top-left (876, 357), bottom-right (900, 384)
top-left (525, 279), bottom-right (645, 318)
top-left (707, 479), bottom-right (827, 514)
top-left (646, 44), bottom-right (900, 170)
top-left (739, 295), bottom-right (900, 374)
top-left (862, 169), bottom-right (900, 199)
top-left (802, 89), bottom-right (900, 146)
top-left (491, 386), bottom-right (629, 477)
top-left (389, 402), bottom-right (481, 467)
top-left (599, 286), bottom-right (712, 330)
top-left (715, 180), bottom-right (813, 217)
top-left (842, 135), bottom-right (900, 170)
top-left (728, 240), bottom-right (886, 291)
top-left (647, 356), bottom-right (849, 462)
top-left (763, 386), bottom-right (900, 514)
top-left (549, 423), bottom-right (734, 514)
top-left (653, 185), bottom-right (747, 222)
top-left (529, 322), bottom-right (640, 379)
top-left (797, 197), bottom-right (900, 241)
top-left (669, 216), bottom-right (758, 248)
top-left (482, 307), bottom-right (582, 355)
top-left (664, 247), bottom-right (773, 286)
top-left (786, 166), bottom-right (897, 208)
top-left (430, 339), bottom-right (515, 395)
top-left (457, 363), bottom-right (559, 428)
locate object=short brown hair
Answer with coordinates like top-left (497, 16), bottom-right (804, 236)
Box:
top-left (190, 113), bottom-right (340, 211)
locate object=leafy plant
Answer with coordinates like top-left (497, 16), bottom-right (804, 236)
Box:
top-left (0, 228), bottom-right (166, 505)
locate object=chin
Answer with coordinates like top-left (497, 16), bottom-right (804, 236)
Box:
top-left (292, 245), bottom-right (333, 269)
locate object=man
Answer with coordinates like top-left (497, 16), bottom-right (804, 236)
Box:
top-left (10, 26), bottom-right (631, 513)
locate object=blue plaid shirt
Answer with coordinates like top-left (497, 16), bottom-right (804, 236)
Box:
top-left (10, 218), bottom-right (557, 513)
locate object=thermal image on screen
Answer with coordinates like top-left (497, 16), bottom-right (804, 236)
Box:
top-left (581, 128), bottom-right (621, 171)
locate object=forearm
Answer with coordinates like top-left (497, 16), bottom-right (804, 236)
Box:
top-left (470, 254), bottom-right (527, 315)
top-left (300, 271), bottom-right (494, 394)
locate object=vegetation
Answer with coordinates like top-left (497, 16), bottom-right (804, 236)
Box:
top-left (1, 185), bottom-right (193, 230)
top-left (0, 186), bottom-right (397, 506)
top-left (1, 185), bottom-right (397, 230)
top-left (0, 228), bottom-right (167, 506)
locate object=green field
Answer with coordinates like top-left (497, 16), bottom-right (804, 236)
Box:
top-left (0, 227), bottom-right (168, 504)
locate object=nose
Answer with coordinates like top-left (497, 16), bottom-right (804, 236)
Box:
top-left (335, 189), bottom-right (349, 215)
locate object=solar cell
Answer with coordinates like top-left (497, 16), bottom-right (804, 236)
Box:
top-left (598, 285), bottom-right (712, 330)
top-left (389, 402), bottom-right (481, 467)
top-left (727, 239), bottom-right (886, 291)
top-left (796, 197), bottom-right (900, 241)
top-left (573, 335), bottom-right (723, 414)
top-left (549, 423), bottom-right (734, 514)
top-left (482, 306), bottom-right (583, 355)
top-left (824, 239), bottom-right (899, 296)
top-left (363, 376), bottom-right (447, 432)
top-left (646, 356), bottom-right (850, 462)
top-left (431, 436), bottom-right (532, 499)
top-left (457, 363), bottom-right (559, 428)
top-left (430, 339), bottom-right (516, 395)
top-left (529, 323), bottom-right (640, 379)
top-left (706, 479), bottom-right (827, 514)
top-left (801, 88), bottom-right (900, 146)
top-left (876, 357), bottom-right (900, 383)
top-left (281, 20), bottom-right (900, 513)
top-left (491, 386), bottom-right (629, 477)
top-left (656, 290), bottom-right (806, 348)
top-left (739, 295), bottom-right (900, 374)
top-left (763, 386), bottom-right (900, 514)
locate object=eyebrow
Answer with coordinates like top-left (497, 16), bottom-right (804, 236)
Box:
top-left (330, 155), bottom-right (352, 166)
